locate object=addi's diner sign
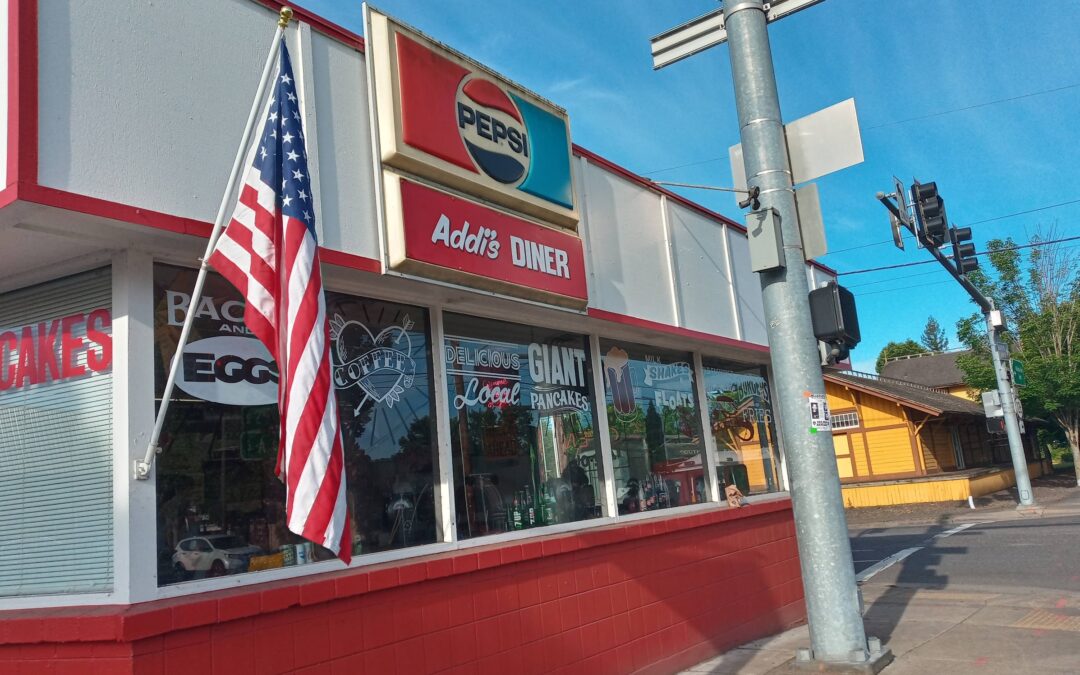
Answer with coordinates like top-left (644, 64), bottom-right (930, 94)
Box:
top-left (384, 175), bottom-right (587, 308)
top-left (366, 7), bottom-right (578, 229)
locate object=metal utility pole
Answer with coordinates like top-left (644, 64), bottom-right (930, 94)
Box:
top-left (987, 307), bottom-right (1035, 506)
top-left (878, 185), bottom-right (1035, 508)
top-left (722, 2), bottom-right (880, 668)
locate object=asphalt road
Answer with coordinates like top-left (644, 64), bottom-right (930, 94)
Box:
top-left (850, 515), bottom-right (1080, 593)
top-left (848, 523), bottom-right (947, 574)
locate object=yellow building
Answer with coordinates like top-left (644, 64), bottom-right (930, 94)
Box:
top-left (822, 370), bottom-right (1045, 508)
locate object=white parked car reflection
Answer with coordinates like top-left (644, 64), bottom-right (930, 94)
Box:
top-left (172, 535), bottom-right (261, 578)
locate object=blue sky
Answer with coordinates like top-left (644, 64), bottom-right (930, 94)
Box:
top-left (300, 0), bottom-right (1080, 372)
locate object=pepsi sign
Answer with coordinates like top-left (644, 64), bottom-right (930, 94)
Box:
top-left (366, 8), bottom-right (579, 230)
top-left (456, 77), bottom-right (531, 185)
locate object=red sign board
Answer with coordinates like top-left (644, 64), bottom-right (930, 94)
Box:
top-left (386, 176), bottom-right (588, 308)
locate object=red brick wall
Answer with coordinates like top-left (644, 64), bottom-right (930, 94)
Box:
top-left (0, 499), bottom-right (803, 675)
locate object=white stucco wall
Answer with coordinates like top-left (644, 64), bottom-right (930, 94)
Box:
top-left (31, 0), bottom-right (833, 350)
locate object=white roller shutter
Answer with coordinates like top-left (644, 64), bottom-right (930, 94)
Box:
top-left (0, 268), bottom-right (113, 596)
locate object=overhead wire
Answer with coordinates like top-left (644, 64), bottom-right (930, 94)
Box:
top-left (839, 234), bottom-right (1080, 276)
top-left (641, 81), bottom-right (1080, 176)
top-left (825, 198), bottom-right (1080, 256)
top-left (843, 242), bottom-right (1080, 298)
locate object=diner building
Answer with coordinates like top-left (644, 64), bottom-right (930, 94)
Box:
top-left (0, 1), bottom-right (838, 672)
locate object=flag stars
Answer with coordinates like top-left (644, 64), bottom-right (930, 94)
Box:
top-left (269, 111), bottom-right (278, 123)
top-left (287, 90), bottom-right (297, 103)
top-left (260, 147), bottom-right (268, 160)
top-left (282, 131), bottom-right (294, 144)
top-left (287, 150), bottom-right (299, 162)
top-left (292, 169), bottom-right (305, 182)
top-left (281, 73), bottom-right (292, 85)
top-left (303, 210), bottom-right (311, 222)
top-left (282, 195), bottom-right (293, 207)
top-left (298, 189), bottom-right (308, 202)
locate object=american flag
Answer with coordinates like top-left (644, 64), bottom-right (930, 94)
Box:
top-left (208, 40), bottom-right (350, 563)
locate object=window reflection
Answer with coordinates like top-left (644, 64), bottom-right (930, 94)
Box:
top-left (154, 265), bottom-right (437, 586)
top-left (600, 342), bottom-right (707, 514)
top-left (701, 360), bottom-right (780, 495)
top-left (444, 314), bottom-right (601, 540)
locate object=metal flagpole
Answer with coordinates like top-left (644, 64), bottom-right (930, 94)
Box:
top-left (134, 7), bottom-right (295, 480)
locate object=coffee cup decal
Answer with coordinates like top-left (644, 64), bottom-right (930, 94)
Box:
top-left (604, 346), bottom-right (637, 421)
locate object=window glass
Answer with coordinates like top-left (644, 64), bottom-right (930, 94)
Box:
top-left (701, 360), bottom-right (780, 495)
top-left (154, 264), bottom-right (437, 585)
top-left (600, 341), bottom-right (707, 514)
top-left (444, 314), bottom-right (601, 540)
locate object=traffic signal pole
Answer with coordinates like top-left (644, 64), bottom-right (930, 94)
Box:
top-left (878, 193), bottom-right (1036, 508)
top-left (724, 2), bottom-right (887, 668)
top-left (986, 305), bottom-right (1036, 506)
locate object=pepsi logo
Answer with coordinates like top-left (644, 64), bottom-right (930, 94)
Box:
top-left (456, 76), bottom-right (530, 185)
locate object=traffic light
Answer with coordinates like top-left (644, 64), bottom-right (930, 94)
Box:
top-left (950, 226), bottom-right (978, 276)
top-left (912, 181), bottom-right (948, 247)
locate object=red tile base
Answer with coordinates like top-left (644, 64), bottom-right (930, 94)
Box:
top-left (0, 500), bottom-right (805, 675)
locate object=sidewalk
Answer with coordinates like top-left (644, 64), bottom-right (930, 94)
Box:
top-left (683, 584), bottom-right (1080, 674)
top-left (681, 472), bottom-right (1080, 674)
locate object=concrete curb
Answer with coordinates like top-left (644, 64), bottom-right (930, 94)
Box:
top-left (846, 502), bottom-right (1080, 532)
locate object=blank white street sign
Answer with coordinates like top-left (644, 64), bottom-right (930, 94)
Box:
top-left (650, 8), bottom-right (726, 70)
top-left (729, 98), bottom-right (863, 191)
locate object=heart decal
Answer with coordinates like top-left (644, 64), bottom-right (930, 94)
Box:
top-left (330, 314), bottom-right (416, 412)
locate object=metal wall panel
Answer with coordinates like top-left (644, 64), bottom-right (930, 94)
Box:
top-left (308, 32), bottom-right (380, 260)
top-left (0, 269), bottom-right (113, 596)
top-left (665, 202), bottom-right (739, 339)
top-left (580, 164), bottom-right (676, 326)
top-left (726, 229), bottom-right (768, 345)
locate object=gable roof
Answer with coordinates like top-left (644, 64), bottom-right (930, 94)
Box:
top-left (824, 370), bottom-right (984, 417)
top-left (879, 350), bottom-right (971, 388)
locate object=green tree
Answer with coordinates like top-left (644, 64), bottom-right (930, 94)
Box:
top-left (954, 235), bottom-right (1080, 486)
top-left (920, 315), bottom-right (949, 352)
top-left (875, 339), bottom-right (926, 373)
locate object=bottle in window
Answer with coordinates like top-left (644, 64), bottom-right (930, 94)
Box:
top-left (525, 487), bottom-right (537, 527)
top-left (511, 495), bottom-right (523, 530)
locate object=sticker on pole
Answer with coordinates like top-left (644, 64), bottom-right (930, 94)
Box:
top-left (808, 394), bottom-right (831, 433)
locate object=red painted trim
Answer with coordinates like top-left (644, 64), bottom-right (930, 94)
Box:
top-left (587, 307), bottom-right (771, 354)
top-left (0, 498), bottom-right (792, 644)
top-left (572, 144), bottom-right (839, 277)
top-left (20, 183), bottom-right (214, 237)
top-left (250, 0), bottom-right (365, 51)
top-left (21, 184), bottom-right (383, 273)
top-left (7, 0), bottom-right (38, 189)
top-left (320, 248), bottom-right (382, 274)
top-left (0, 185), bottom-right (19, 211)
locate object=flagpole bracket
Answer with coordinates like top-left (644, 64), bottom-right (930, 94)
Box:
top-left (133, 445), bottom-right (160, 481)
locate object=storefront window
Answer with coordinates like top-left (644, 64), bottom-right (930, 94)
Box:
top-left (600, 341), bottom-right (707, 514)
top-left (702, 360), bottom-right (780, 495)
top-left (154, 265), bottom-right (437, 585)
top-left (444, 314), bottom-right (601, 539)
